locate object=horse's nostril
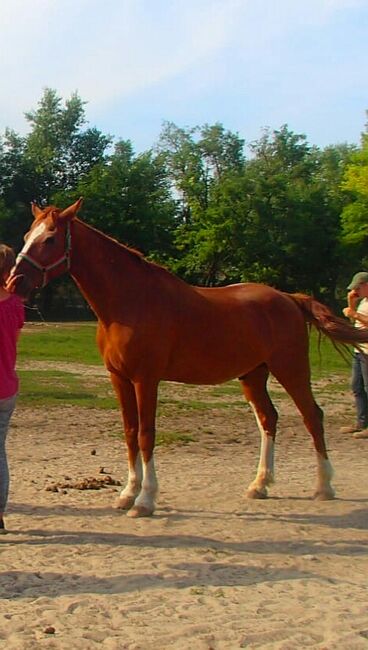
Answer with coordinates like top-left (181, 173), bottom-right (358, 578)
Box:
top-left (6, 274), bottom-right (33, 300)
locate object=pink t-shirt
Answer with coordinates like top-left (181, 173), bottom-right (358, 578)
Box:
top-left (0, 294), bottom-right (25, 399)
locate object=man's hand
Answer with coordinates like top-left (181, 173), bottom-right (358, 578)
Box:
top-left (348, 289), bottom-right (359, 309)
top-left (343, 306), bottom-right (356, 319)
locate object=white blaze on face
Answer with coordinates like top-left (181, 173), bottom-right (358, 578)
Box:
top-left (18, 222), bottom-right (47, 258)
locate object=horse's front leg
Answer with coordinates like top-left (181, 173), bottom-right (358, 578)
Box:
top-left (110, 373), bottom-right (142, 510)
top-left (127, 379), bottom-right (159, 518)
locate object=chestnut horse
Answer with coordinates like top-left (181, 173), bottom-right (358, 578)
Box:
top-left (8, 199), bottom-right (368, 516)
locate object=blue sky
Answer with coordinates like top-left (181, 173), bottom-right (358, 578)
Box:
top-left (1, 0), bottom-right (367, 153)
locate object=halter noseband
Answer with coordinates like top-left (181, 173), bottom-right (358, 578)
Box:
top-left (16, 221), bottom-right (72, 288)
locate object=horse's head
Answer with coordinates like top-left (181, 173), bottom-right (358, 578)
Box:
top-left (7, 198), bottom-right (83, 300)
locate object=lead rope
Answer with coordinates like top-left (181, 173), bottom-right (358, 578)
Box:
top-left (25, 303), bottom-right (47, 322)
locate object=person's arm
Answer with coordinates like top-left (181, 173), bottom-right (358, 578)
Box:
top-left (343, 289), bottom-right (368, 326)
top-left (343, 289), bottom-right (361, 322)
top-left (344, 308), bottom-right (368, 327)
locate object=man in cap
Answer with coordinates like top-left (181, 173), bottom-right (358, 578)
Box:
top-left (340, 272), bottom-right (368, 439)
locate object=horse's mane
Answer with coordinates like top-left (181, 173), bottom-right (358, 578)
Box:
top-left (75, 217), bottom-right (169, 274)
top-left (76, 217), bottom-right (144, 259)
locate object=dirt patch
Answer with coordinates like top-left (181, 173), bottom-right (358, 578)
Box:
top-left (1, 360), bottom-right (365, 649)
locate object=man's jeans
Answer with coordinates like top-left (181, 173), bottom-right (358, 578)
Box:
top-left (0, 394), bottom-right (16, 513)
top-left (352, 352), bottom-right (368, 429)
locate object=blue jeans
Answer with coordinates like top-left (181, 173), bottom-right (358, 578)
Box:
top-left (0, 394), bottom-right (16, 513)
top-left (351, 353), bottom-right (368, 428)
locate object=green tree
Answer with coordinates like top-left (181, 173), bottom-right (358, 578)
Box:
top-left (0, 89), bottom-right (113, 317)
top-left (24, 88), bottom-right (111, 202)
top-left (0, 88), bottom-right (111, 251)
top-left (341, 125), bottom-right (368, 247)
top-left (62, 140), bottom-right (177, 260)
top-left (157, 121), bottom-right (245, 284)
top-left (231, 127), bottom-right (348, 298)
top-left (162, 123), bottom-right (348, 298)
top-left (0, 128), bottom-right (30, 249)
top-left (313, 142), bottom-right (356, 296)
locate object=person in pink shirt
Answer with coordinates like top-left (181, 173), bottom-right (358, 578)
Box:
top-left (0, 244), bottom-right (24, 533)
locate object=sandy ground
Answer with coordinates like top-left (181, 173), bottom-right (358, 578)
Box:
top-left (0, 365), bottom-right (368, 649)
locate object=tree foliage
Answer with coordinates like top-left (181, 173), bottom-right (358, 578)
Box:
top-left (231, 128), bottom-right (351, 298)
top-left (157, 121), bottom-right (245, 284)
top-left (64, 140), bottom-right (177, 258)
top-left (157, 123), bottom-right (351, 299)
top-left (0, 88), bottom-right (366, 317)
top-left (341, 123), bottom-right (368, 246)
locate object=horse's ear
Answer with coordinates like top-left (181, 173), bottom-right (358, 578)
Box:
top-left (31, 202), bottom-right (43, 220)
top-left (59, 198), bottom-right (83, 221)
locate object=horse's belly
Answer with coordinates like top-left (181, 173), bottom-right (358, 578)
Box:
top-left (163, 340), bottom-right (264, 385)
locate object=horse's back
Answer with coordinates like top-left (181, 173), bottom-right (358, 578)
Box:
top-left (194, 282), bottom-right (305, 335)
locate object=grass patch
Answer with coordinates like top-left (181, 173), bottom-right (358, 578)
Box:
top-left (18, 322), bottom-right (351, 376)
top-left (18, 322), bottom-right (101, 365)
top-left (17, 322), bottom-right (352, 411)
top-left (158, 397), bottom-right (245, 411)
top-left (309, 331), bottom-right (351, 379)
top-left (19, 369), bottom-right (116, 408)
top-left (156, 431), bottom-right (195, 446)
top-left (16, 322), bottom-right (355, 446)
top-left (211, 382), bottom-right (242, 397)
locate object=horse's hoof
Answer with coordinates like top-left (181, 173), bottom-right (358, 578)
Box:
top-left (127, 505), bottom-right (153, 518)
top-left (313, 490), bottom-right (335, 501)
top-left (246, 487), bottom-right (268, 499)
top-left (115, 495), bottom-right (136, 510)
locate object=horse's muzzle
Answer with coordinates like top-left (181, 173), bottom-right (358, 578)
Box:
top-left (6, 273), bottom-right (35, 300)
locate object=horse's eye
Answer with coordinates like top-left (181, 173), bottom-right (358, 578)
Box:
top-left (45, 236), bottom-right (55, 245)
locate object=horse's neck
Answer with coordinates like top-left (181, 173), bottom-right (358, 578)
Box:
top-left (70, 218), bottom-right (147, 321)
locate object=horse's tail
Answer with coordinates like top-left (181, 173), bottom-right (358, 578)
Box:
top-left (287, 292), bottom-right (368, 347)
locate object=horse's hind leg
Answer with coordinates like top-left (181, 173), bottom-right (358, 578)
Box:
top-left (110, 373), bottom-right (142, 510)
top-left (239, 364), bottom-right (278, 499)
top-left (269, 352), bottom-right (335, 500)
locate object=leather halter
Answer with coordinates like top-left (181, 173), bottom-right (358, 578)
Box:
top-left (16, 221), bottom-right (72, 288)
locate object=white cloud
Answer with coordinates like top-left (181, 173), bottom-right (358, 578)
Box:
top-left (0, 0), bottom-right (244, 131)
top-left (0, 0), bottom-right (366, 147)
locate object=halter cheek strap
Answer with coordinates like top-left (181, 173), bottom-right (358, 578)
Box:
top-left (16, 222), bottom-right (72, 288)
